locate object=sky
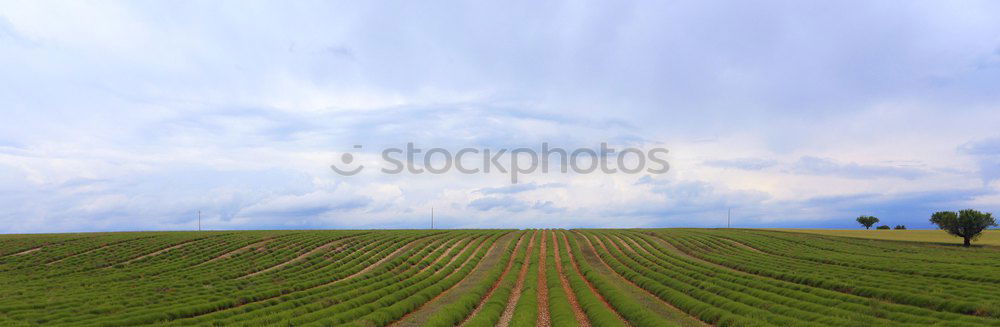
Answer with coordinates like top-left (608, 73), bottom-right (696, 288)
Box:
top-left (2, 1), bottom-right (1000, 233)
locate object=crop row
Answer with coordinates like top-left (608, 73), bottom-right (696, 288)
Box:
top-left (463, 230), bottom-right (537, 326)
top-left (0, 231), bottom-right (357, 322)
top-left (1, 231), bottom-right (495, 325)
top-left (577, 230), bottom-right (1000, 326)
top-left (421, 231), bottom-right (526, 327)
top-left (657, 230), bottom-right (1000, 318)
top-left (4, 229), bottom-right (997, 326)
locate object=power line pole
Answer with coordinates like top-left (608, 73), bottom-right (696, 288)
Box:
top-left (727, 208), bottom-right (731, 228)
top-left (430, 207), bottom-right (434, 230)
top-left (198, 210), bottom-right (202, 231)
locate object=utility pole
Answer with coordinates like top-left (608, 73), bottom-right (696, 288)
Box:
top-left (431, 207), bottom-right (434, 230)
top-left (727, 208), bottom-right (731, 228)
top-left (198, 210), bottom-right (202, 231)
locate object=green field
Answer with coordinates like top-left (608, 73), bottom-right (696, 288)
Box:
top-left (1, 229), bottom-right (999, 326)
top-left (771, 229), bottom-right (1000, 246)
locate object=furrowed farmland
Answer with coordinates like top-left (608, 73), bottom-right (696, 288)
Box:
top-left (1, 230), bottom-right (999, 326)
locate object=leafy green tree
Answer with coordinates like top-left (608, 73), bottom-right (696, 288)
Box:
top-left (876, 225), bottom-right (890, 230)
top-left (856, 216), bottom-right (879, 230)
top-left (893, 225), bottom-right (906, 230)
top-left (930, 209), bottom-right (998, 247)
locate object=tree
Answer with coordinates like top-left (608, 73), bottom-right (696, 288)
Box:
top-left (894, 225), bottom-right (906, 230)
top-left (856, 215), bottom-right (879, 230)
top-left (930, 209), bottom-right (998, 247)
top-left (876, 225), bottom-right (890, 230)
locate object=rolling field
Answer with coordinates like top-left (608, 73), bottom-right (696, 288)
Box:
top-left (770, 229), bottom-right (1000, 246)
top-left (1, 229), bottom-right (999, 326)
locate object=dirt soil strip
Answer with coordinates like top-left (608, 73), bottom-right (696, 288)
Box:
top-left (414, 239), bottom-right (458, 274)
top-left (238, 238), bottom-right (351, 279)
top-left (390, 233), bottom-right (510, 327)
top-left (537, 230), bottom-right (551, 327)
top-left (561, 233), bottom-right (629, 326)
top-left (617, 236), bottom-right (655, 257)
top-left (552, 231), bottom-right (591, 327)
top-left (638, 233), bottom-right (750, 270)
top-left (719, 237), bottom-right (767, 254)
top-left (9, 247), bottom-right (42, 256)
top-left (613, 236), bottom-right (637, 253)
top-left (332, 238), bottom-right (478, 326)
top-left (646, 233), bottom-right (996, 319)
top-left (459, 232), bottom-right (526, 326)
top-left (637, 233), bottom-right (819, 288)
top-left (175, 236), bottom-right (433, 321)
top-left (46, 236), bottom-right (156, 266)
top-left (115, 239), bottom-right (199, 266)
top-left (196, 238), bottom-right (276, 266)
top-left (580, 233), bottom-right (708, 327)
top-left (48, 246), bottom-right (104, 265)
top-left (423, 237), bottom-right (477, 274)
top-left (339, 238), bottom-right (429, 281)
top-left (497, 230), bottom-right (539, 327)
top-left (77, 236), bottom-right (229, 274)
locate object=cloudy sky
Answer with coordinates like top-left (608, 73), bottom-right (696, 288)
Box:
top-left (2, 1), bottom-right (1000, 233)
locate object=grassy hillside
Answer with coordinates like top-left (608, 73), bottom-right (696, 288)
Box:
top-left (771, 229), bottom-right (1000, 246)
top-left (1, 229), bottom-right (998, 325)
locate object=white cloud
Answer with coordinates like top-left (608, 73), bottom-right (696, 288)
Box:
top-left (2, 1), bottom-right (1000, 232)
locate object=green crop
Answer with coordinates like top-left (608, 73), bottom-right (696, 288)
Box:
top-left (1, 228), bottom-right (998, 326)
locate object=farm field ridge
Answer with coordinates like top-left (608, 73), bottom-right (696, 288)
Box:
top-left (1, 229), bottom-right (998, 326)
